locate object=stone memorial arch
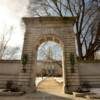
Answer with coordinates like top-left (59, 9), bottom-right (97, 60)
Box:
top-left (19, 17), bottom-right (80, 93)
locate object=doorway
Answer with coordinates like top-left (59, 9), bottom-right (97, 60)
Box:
top-left (35, 41), bottom-right (64, 93)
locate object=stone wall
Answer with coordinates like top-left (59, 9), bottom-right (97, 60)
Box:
top-left (0, 60), bottom-right (21, 88)
top-left (79, 63), bottom-right (100, 88)
top-left (0, 60), bottom-right (100, 89)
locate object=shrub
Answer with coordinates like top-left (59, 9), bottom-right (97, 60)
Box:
top-left (69, 53), bottom-right (75, 73)
top-left (76, 81), bottom-right (91, 93)
top-left (5, 80), bottom-right (20, 92)
top-left (81, 81), bottom-right (91, 92)
top-left (21, 54), bottom-right (28, 72)
top-left (6, 80), bottom-right (13, 91)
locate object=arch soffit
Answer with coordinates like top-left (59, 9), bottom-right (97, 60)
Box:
top-left (34, 34), bottom-right (64, 51)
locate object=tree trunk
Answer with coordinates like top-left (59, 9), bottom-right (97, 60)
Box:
top-left (76, 34), bottom-right (83, 60)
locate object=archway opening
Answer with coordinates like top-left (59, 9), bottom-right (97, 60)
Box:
top-left (35, 40), bottom-right (64, 93)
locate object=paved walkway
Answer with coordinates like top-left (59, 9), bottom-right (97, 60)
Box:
top-left (37, 77), bottom-right (63, 94)
top-left (0, 77), bottom-right (91, 100)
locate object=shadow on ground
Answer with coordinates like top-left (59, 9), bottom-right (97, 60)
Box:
top-left (0, 91), bottom-right (85, 100)
top-left (0, 77), bottom-right (85, 100)
top-left (25, 91), bottom-right (73, 100)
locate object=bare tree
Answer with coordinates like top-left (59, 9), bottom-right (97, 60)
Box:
top-left (37, 41), bottom-right (62, 76)
top-left (37, 41), bottom-right (62, 67)
top-left (2, 46), bottom-right (20, 60)
top-left (28, 0), bottom-right (100, 60)
top-left (0, 27), bottom-right (20, 60)
top-left (28, 0), bottom-right (47, 16)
